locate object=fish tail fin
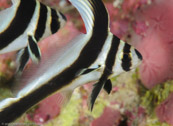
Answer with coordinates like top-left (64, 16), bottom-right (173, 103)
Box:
top-left (69, 0), bottom-right (109, 33)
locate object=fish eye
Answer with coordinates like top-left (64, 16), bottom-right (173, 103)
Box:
top-left (118, 51), bottom-right (131, 62)
top-left (122, 53), bottom-right (131, 62)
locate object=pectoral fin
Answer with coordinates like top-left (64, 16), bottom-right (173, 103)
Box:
top-left (103, 79), bottom-right (112, 94)
top-left (27, 35), bottom-right (41, 63)
top-left (76, 65), bottom-right (101, 77)
top-left (15, 47), bottom-right (30, 75)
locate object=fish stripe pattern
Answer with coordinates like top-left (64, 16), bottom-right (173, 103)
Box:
top-left (50, 9), bottom-right (60, 34)
top-left (0, 0), bottom-right (109, 123)
top-left (106, 36), bottom-right (120, 72)
top-left (0, 0), bottom-right (36, 50)
top-left (34, 3), bottom-right (47, 41)
top-left (17, 48), bottom-right (30, 74)
top-left (89, 35), bottom-right (120, 110)
top-left (28, 35), bottom-right (41, 60)
top-left (0, 0), bottom-right (143, 123)
top-left (122, 43), bottom-right (132, 71)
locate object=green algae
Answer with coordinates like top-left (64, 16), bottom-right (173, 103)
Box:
top-left (140, 81), bottom-right (173, 114)
top-left (145, 117), bottom-right (170, 126)
top-left (87, 95), bottom-right (107, 118)
top-left (0, 87), bottom-right (12, 100)
top-left (91, 100), bottom-right (106, 118)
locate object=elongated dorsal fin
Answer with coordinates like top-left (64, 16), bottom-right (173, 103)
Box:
top-left (12, 0), bottom-right (19, 4)
top-left (69, 0), bottom-right (94, 33)
top-left (69, 0), bottom-right (109, 33)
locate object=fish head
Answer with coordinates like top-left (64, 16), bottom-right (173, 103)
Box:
top-left (111, 39), bottom-right (142, 77)
top-left (129, 45), bottom-right (143, 69)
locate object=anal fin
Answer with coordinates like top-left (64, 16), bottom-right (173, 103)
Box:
top-left (103, 79), bottom-right (112, 94)
top-left (27, 35), bottom-right (41, 63)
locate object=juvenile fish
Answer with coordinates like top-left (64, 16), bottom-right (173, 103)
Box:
top-left (0, 0), bottom-right (142, 123)
top-left (0, 0), bottom-right (66, 74)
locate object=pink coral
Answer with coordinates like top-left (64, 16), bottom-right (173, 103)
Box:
top-left (156, 93), bottom-right (173, 125)
top-left (0, 52), bottom-right (16, 81)
top-left (0, 0), bottom-right (10, 9)
top-left (132, 21), bottom-right (148, 36)
top-left (122, 0), bottom-right (139, 13)
top-left (91, 107), bottom-right (121, 126)
top-left (111, 19), bottom-right (129, 38)
top-left (27, 93), bottom-right (64, 124)
top-left (131, 0), bottom-right (173, 88)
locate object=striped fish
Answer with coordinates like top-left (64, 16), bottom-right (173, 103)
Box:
top-left (0, 0), bottom-right (66, 74)
top-left (0, 0), bottom-right (142, 123)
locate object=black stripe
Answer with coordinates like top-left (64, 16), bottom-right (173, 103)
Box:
top-left (50, 9), bottom-right (60, 34)
top-left (16, 47), bottom-right (30, 73)
top-left (105, 36), bottom-right (120, 72)
top-left (34, 3), bottom-right (47, 41)
top-left (89, 36), bottom-right (121, 110)
top-left (28, 35), bottom-right (40, 59)
top-left (0, 0), bottom-right (109, 123)
top-left (95, 35), bottom-right (121, 79)
top-left (121, 43), bottom-right (132, 71)
top-left (0, 0), bottom-right (36, 50)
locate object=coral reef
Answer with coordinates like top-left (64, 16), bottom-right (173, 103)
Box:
top-left (0, 0), bottom-right (173, 126)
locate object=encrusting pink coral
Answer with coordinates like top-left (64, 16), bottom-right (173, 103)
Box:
top-left (1, 0), bottom-right (173, 125)
top-left (130, 1), bottom-right (173, 124)
top-left (131, 0), bottom-right (173, 88)
top-left (91, 107), bottom-right (121, 126)
top-left (0, 52), bottom-right (16, 82)
top-left (27, 93), bottom-right (64, 124)
top-left (156, 93), bottom-right (173, 125)
top-left (0, 0), bottom-right (10, 9)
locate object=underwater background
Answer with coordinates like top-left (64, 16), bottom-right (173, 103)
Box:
top-left (0, 0), bottom-right (173, 125)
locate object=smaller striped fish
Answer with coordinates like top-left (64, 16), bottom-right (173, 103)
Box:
top-left (0, 0), bottom-right (142, 123)
top-left (0, 0), bottom-right (66, 74)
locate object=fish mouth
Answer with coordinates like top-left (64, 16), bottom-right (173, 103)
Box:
top-left (135, 49), bottom-right (142, 60)
top-left (59, 11), bottom-right (67, 21)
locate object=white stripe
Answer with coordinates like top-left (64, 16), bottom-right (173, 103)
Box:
top-left (89, 33), bottom-right (113, 69)
top-left (40, 6), bottom-right (52, 40)
top-left (109, 40), bottom-right (126, 78)
top-left (16, 34), bottom-right (91, 97)
top-left (32, 1), bottom-right (41, 36)
top-left (0, 0), bottom-right (41, 54)
top-left (0, 98), bottom-right (19, 112)
top-left (0, 0), bottom-right (20, 34)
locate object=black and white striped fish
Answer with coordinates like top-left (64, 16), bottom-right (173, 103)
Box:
top-left (0, 0), bottom-right (66, 74)
top-left (0, 0), bottom-right (142, 123)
